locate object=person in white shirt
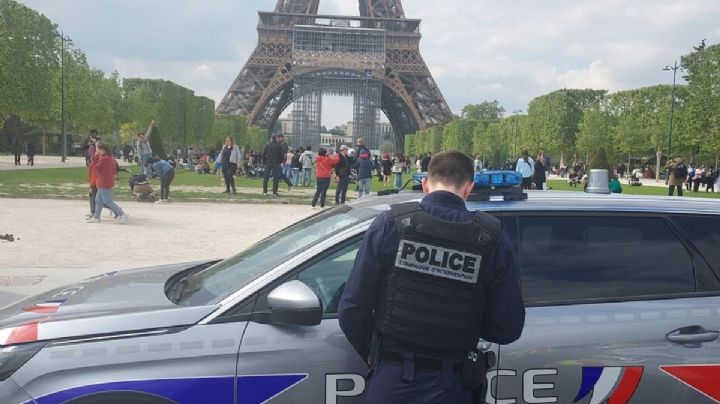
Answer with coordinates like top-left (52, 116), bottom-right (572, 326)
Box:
top-left (516, 150), bottom-right (535, 190)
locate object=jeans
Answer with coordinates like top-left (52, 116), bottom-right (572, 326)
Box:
top-left (358, 178), bottom-right (371, 198)
top-left (291, 168), bottom-right (300, 186)
top-left (160, 168), bottom-right (175, 200)
top-left (394, 172), bottom-right (404, 189)
top-left (335, 176), bottom-right (350, 204)
top-left (94, 188), bottom-right (123, 219)
top-left (140, 153), bottom-right (153, 180)
top-left (302, 168), bottom-right (313, 187)
top-left (312, 178), bottom-right (331, 207)
top-left (283, 164), bottom-right (293, 181)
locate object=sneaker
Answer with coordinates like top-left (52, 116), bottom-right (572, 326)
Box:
top-left (85, 213), bottom-right (94, 219)
top-left (155, 200), bottom-right (164, 204)
top-left (117, 213), bottom-right (129, 224)
top-left (86, 217), bottom-right (101, 223)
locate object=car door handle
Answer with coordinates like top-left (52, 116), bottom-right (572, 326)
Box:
top-left (666, 326), bottom-right (719, 346)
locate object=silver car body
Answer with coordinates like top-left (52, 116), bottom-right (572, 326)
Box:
top-left (1, 191), bottom-right (719, 403)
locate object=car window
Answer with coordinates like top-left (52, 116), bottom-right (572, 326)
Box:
top-left (176, 206), bottom-right (373, 306)
top-left (296, 239), bottom-right (362, 315)
top-left (516, 216), bottom-right (695, 304)
top-left (674, 216), bottom-right (720, 275)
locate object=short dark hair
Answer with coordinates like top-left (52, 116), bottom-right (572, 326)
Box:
top-left (427, 151), bottom-right (474, 189)
top-left (318, 148), bottom-right (327, 156)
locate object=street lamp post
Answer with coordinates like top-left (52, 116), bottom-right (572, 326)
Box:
top-left (59, 31), bottom-right (70, 163)
top-left (663, 61), bottom-right (679, 159)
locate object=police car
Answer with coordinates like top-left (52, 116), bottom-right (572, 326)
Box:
top-left (1, 172), bottom-right (719, 404)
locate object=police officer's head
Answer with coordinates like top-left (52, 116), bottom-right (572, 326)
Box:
top-left (423, 151), bottom-right (475, 200)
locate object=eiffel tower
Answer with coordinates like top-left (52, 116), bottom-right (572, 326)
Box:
top-left (216, 0), bottom-right (453, 152)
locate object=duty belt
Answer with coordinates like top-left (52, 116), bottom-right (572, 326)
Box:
top-left (381, 350), bottom-right (463, 374)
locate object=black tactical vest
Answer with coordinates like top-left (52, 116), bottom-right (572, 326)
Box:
top-left (374, 202), bottom-right (500, 351)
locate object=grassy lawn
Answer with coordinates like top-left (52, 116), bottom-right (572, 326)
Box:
top-left (3, 166), bottom-right (717, 203)
top-left (547, 179), bottom-right (720, 199)
top-left (0, 166), bottom-right (404, 204)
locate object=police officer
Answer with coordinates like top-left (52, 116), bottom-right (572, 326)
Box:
top-left (338, 151), bottom-right (525, 403)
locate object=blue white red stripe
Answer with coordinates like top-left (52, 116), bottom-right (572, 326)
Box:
top-left (574, 366), bottom-right (643, 404)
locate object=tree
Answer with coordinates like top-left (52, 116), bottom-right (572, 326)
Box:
top-left (681, 40), bottom-right (720, 164)
top-left (527, 89), bottom-right (607, 162)
top-left (576, 105), bottom-right (612, 163)
top-left (588, 147), bottom-right (610, 171)
top-left (148, 122), bottom-right (167, 158)
top-left (461, 101), bottom-right (505, 120)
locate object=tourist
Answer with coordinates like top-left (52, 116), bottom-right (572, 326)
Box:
top-left (300, 146), bottom-right (314, 187)
top-left (311, 148), bottom-right (339, 209)
top-left (87, 143), bottom-right (127, 224)
top-left (136, 122), bottom-right (154, 181)
top-left (262, 135), bottom-right (283, 196)
top-left (12, 138), bottom-right (22, 166)
top-left (26, 141), bottom-right (35, 166)
top-left (334, 145), bottom-right (353, 205)
top-left (221, 136), bottom-right (241, 194)
top-left (381, 153), bottom-right (393, 187)
top-left (392, 153), bottom-right (407, 189)
top-left (355, 150), bottom-right (373, 198)
top-left (516, 150), bottom-right (535, 190)
top-left (152, 157), bottom-right (176, 202)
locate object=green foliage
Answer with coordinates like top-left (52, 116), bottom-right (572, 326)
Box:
top-left (0, 0), bottom-right (58, 122)
top-left (527, 89), bottom-right (606, 158)
top-left (576, 105), bottom-right (615, 163)
top-left (588, 147), bottom-right (610, 170)
top-left (148, 123), bottom-right (167, 158)
top-left (461, 100), bottom-right (505, 120)
top-left (681, 40), bottom-right (720, 161)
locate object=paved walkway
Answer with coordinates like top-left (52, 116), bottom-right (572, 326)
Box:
top-left (0, 155), bottom-right (135, 171)
top-left (0, 198), bottom-right (313, 307)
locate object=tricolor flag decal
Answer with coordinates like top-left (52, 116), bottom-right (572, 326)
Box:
top-left (22, 299), bottom-right (67, 314)
top-left (574, 366), bottom-right (644, 404)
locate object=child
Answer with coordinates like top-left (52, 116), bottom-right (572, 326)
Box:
top-left (87, 143), bottom-right (128, 224)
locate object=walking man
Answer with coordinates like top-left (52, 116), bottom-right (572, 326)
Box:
top-left (262, 135), bottom-right (283, 196)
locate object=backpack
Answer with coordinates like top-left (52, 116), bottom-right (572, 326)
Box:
top-left (291, 153), bottom-right (301, 168)
top-left (673, 162), bottom-right (688, 179)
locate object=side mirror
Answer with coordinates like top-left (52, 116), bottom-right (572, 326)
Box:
top-left (267, 280), bottom-right (322, 326)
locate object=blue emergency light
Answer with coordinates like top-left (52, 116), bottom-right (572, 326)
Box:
top-left (473, 170), bottom-right (522, 189)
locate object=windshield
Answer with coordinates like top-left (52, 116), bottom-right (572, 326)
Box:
top-left (176, 205), bottom-right (374, 306)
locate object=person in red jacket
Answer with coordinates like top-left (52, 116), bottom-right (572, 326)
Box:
top-left (311, 148), bottom-right (339, 209)
top-left (87, 143), bottom-right (128, 224)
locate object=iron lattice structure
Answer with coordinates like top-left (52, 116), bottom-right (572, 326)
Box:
top-left (217, 0), bottom-right (453, 151)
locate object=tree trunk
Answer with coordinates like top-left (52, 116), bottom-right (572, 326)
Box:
top-left (42, 128), bottom-right (47, 155)
top-left (627, 154), bottom-right (631, 178)
top-left (655, 148), bottom-right (662, 181)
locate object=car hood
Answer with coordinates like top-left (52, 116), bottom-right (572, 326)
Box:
top-left (0, 261), bottom-right (220, 346)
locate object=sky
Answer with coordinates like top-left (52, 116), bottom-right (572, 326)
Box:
top-left (19, 0), bottom-right (720, 128)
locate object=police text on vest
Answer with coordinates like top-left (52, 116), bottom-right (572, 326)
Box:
top-left (395, 240), bottom-right (482, 283)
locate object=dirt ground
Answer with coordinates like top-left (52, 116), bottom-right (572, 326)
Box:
top-left (0, 197), bottom-right (313, 307)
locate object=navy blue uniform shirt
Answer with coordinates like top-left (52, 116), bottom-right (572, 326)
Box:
top-left (338, 190), bottom-right (525, 358)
